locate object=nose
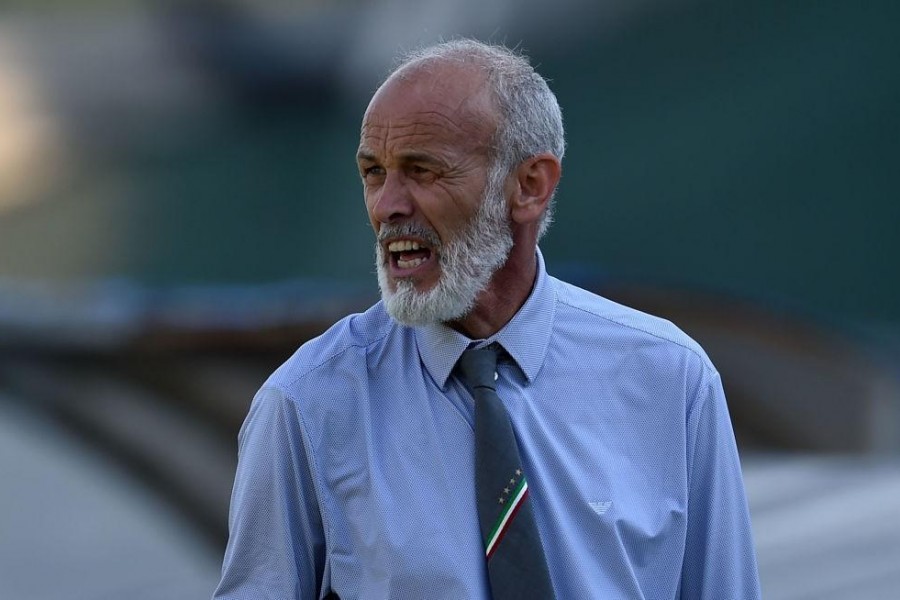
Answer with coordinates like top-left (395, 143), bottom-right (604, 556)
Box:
top-left (370, 170), bottom-right (414, 225)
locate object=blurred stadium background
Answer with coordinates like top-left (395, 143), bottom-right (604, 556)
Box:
top-left (0, 0), bottom-right (898, 598)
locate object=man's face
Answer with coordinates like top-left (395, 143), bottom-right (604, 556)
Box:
top-left (357, 65), bottom-right (513, 325)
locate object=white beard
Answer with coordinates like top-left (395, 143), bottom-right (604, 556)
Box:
top-left (375, 167), bottom-right (514, 326)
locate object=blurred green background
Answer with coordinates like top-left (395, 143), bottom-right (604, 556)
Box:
top-left (1, 0), bottom-right (897, 326)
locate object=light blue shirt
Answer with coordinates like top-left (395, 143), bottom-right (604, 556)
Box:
top-left (214, 251), bottom-right (760, 599)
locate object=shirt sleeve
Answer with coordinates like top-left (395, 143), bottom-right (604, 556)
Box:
top-left (680, 369), bottom-right (761, 599)
top-left (213, 386), bottom-right (327, 600)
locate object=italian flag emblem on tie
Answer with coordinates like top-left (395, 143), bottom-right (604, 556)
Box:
top-left (485, 469), bottom-right (528, 559)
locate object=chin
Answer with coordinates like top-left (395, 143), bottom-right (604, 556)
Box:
top-left (379, 274), bottom-right (473, 326)
top-left (384, 268), bottom-right (440, 294)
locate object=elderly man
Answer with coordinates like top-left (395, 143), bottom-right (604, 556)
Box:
top-left (214, 40), bottom-right (760, 599)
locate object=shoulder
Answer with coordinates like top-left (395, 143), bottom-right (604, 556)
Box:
top-left (264, 301), bottom-right (396, 393)
top-left (550, 276), bottom-right (716, 375)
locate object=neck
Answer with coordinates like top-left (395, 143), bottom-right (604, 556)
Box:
top-left (448, 244), bottom-right (538, 340)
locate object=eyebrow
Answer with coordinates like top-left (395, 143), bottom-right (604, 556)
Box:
top-left (356, 148), bottom-right (376, 163)
top-left (356, 149), bottom-right (447, 168)
top-left (398, 151), bottom-right (446, 167)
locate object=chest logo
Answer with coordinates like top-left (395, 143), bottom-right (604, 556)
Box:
top-left (588, 500), bottom-right (612, 515)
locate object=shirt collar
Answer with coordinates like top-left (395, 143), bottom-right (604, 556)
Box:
top-left (415, 248), bottom-right (556, 390)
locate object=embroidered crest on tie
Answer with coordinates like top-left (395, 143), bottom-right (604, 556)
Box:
top-left (486, 468), bottom-right (528, 559)
top-left (457, 344), bottom-right (555, 600)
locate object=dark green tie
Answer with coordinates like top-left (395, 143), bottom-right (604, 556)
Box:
top-left (457, 344), bottom-right (555, 600)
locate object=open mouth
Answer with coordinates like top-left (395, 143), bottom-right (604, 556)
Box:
top-left (387, 238), bottom-right (434, 272)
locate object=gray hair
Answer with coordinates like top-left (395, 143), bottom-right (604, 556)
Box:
top-left (391, 39), bottom-right (566, 240)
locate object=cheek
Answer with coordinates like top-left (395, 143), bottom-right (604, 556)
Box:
top-left (420, 187), bottom-right (479, 231)
top-left (364, 195), bottom-right (380, 230)
top-left (431, 207), bottom-right (476, 245)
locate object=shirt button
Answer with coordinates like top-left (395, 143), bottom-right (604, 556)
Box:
top-left (494, 372), bottom-right (499, 381)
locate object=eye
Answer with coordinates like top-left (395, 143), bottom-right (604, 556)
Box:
top-left (361, 165), bottom-right (385, 179)
top-left (408, 164), bottom-right (437, 181)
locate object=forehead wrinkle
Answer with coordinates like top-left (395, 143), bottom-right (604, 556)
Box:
top-left (361, 109), bottom-right (493, 160)
top-left (364, 104), bottom-right (485, 133)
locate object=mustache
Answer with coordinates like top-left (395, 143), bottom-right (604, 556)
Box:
top-left (377, 223), bottom-right (442, 249)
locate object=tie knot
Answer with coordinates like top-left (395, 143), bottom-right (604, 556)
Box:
top-left (457, 344), bottom-right (500, 391)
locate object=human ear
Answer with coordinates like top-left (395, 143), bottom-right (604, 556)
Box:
top-left (508, 153), bottom-right (561, 226)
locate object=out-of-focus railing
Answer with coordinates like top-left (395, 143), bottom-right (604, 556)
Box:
top-left (0, 279), bottom-right (376, 549)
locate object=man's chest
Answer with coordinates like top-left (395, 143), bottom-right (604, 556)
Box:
top-left (311, 387), bottom-right (489, 598)
top-left (303, 374), bottom-right (689, 599)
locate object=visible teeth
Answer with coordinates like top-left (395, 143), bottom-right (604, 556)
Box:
top-left (387, 240), bottom-right (422, 252)
top-left (397, 257), bottom-right (425, 269)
